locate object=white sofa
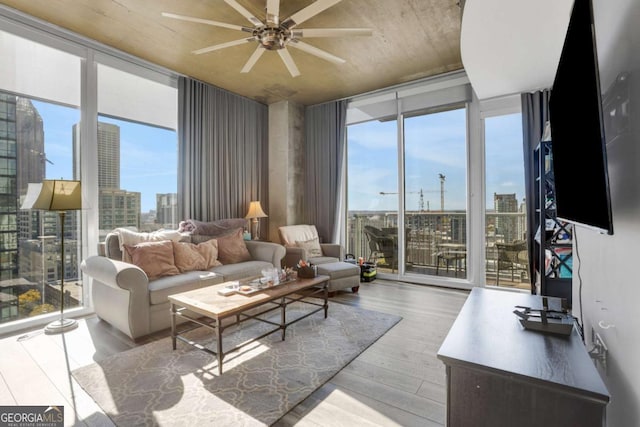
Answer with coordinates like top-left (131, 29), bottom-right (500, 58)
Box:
top-left (81, 220), bottom-right (285, 341)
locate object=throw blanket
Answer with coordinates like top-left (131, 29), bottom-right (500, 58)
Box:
top-left (178, 218), bottom-right (247, 236)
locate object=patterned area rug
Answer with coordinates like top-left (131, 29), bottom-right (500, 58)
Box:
top-left (72, 301), bottom-right (401, 426)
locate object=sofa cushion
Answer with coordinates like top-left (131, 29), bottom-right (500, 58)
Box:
top-left (148, 271), bottom-right (223, 305)
top-left (124, 240), bottom-right (180, 280)
top-left (172, 240), bottom-right (222, 272)
top-left (295, 237), bottom-right (323, 257)
top-left (211, 260), bottom-right (274, 282)
top-left (308, 255), bottom-right (341, 265)
top-left (216, 228), bottom-right (252, 264)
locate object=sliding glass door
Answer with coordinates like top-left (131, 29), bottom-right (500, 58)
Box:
top-left (345, 77), bottom-right (528, 290)
top-left (345, 119), bottom-right (399, 273)
top-left (403, 107), bottom-right (468, 279)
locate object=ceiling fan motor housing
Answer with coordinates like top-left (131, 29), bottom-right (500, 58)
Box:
top-left (255, 27), bottom-right (290, 50)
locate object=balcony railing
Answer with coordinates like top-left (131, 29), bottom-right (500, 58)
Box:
top-left (347, 211), bottom-right (530, 287)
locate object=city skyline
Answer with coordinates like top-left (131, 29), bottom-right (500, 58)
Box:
top-left (31, 100), bottom-right (524, 215)
top-left (33, 100), bottom-right (177, 213)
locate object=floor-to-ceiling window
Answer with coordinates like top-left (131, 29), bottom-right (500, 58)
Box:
top-left (96, 61), bottom-right (177, 239)
top-left (345, 75), bottom-right (529, 291)
top-left (346, 119), bottom-right (399, 272)
top-left (0, 29), bottom-right (83, 325)
top-left (345, 72), bottom-right (473, 286)
top-left (482, 97), bottom-right (528, 289)
top-left (0, 9), bottom-right (178, 332)
top-left (404, 107), bottom-right (468, 280)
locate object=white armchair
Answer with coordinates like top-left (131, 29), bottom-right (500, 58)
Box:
top-left (278, 224), bottom-right (343, 268)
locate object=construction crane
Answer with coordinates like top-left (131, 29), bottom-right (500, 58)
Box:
top-left (438, 173), bottom-right (446, 211)
top-left (380, 173), bottom-right (447, 212)
top-left (379, 188), bottom-right (439, 211)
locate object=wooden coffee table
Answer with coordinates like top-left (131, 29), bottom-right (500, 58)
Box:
top-left (168, 274), bottom-right (330, 374)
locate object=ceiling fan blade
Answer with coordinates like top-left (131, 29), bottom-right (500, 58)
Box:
top-left (266, 0), bottom-right (280, 26)
top-left (224, 0), bottom-right (263, 27)
top-left (161, 12), bottom-right (252, 32)
top-left (192, 37), bottom-right (254, 55)
top-left (291, 28), bottom-right (373, 38)
top-left (241, 46), bottom-right (266, 73)
top-left (288, 40), bottom-right (346, 64)
top-left (281, 0), bottom-right (342, 29)
top-left (278, 49), bottom-right (300, 77)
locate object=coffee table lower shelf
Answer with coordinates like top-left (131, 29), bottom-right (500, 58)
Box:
top-left (168, 275), bottom-right (330, 375)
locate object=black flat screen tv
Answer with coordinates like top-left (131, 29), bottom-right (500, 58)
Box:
top-left (549, 0), bottom-right (614, 235)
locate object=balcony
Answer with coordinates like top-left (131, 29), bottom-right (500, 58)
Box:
top-left (347, 211), bottom-right (530, 289)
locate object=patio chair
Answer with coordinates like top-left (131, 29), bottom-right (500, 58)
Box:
top-left (363, 225), bottom-right (397, 272)
top-left (496, 240), bottom-right (529, 286)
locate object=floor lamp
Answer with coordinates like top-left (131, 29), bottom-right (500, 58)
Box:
top-left (245, 201), bottom-right (268, 240)
top-left (21, 180), bottom-right (82, 334)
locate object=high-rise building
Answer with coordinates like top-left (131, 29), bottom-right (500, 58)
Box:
top-left (99, 189), bottom-right (141, 231)
top-left (156, 193), bottom-right (177, 228)
top-left (73, 121), bottom-right (140, 232)
top-left (0, 93), bottom-right (18, 283)
top-left (494, 193), bottom-right (519, 243)
top-left (1, 94), bottom-right (49, 283)
top-left (72, 121), bottom-right (120, 189)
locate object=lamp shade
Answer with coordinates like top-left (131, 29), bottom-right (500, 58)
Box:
top-left (245, 201), bottom-right (267, 219)
top-left (21, 180), bottom-right (82, 211)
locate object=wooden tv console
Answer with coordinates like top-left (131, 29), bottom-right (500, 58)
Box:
top-left (437, 287), bottom-right (610, 427)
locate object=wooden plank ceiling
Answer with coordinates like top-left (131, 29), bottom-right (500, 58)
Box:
top-left (2, 0), bottom-right (463, 105)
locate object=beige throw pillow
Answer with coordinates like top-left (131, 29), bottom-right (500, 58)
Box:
top-left (116, 228), bottom-right (184, 263)
top-left (216, 228), bottom-right (252, 264)
top-left (295, 237), bottom-right (323, 257)
top-left (124, 240), bottom-right (180, 280)
top-left (172, 240), bottom-right (222, 272)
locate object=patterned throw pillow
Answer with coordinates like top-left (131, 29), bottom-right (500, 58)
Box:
top-left (124, 240), bottom-right (180, 280)
top-left (172, 240), bottom-right (222, 272)
top-left (216, 228), bottom-right (252, 264)
top-left (295, 237), bottom-right (323, 257)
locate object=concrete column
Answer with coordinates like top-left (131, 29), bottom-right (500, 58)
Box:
top-left (268, 100), bottom-right (305, 243)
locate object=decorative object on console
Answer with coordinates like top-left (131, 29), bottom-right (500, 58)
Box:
top-left (21, 179), bottom-right (82, 334)
top-left (245, 200), bottom-right (267, 240)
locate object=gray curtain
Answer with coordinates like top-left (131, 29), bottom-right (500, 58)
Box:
top-left (177, 76), bottom-right (268, 223)
top-left (303, 100), bottom-right (347, 243)
top-left (521, 89), bottom-right (551, 293)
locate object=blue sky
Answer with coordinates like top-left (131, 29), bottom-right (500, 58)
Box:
top-left (347, 110), bottom-right (524, 211)
top-left (33, 100), bottom-right (177, 212)
top-left (32, 99), bottom-right (523, 214)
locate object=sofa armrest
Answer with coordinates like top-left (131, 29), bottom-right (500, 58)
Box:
top-left (283, 246), bottom-right (306, 268)
top-left (81, 255), bottom-right (151, 340)
top-left (81, 255), bottom-right (149, 292)
top-left (245, 240), bottom-right (286, 267)
top-left (321, 243), bottom-right (343, 260)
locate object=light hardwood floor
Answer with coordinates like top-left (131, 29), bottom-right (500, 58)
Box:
top-left (0, 279), bottom-right (470, 427)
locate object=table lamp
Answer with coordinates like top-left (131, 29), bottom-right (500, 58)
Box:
top-left (21, 180), bottom-right (82, 334)
top-left (245, 201), bottom-right (267, 240)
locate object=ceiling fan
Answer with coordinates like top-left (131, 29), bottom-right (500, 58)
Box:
top-left (162, 0), bottom-right (372, 77)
